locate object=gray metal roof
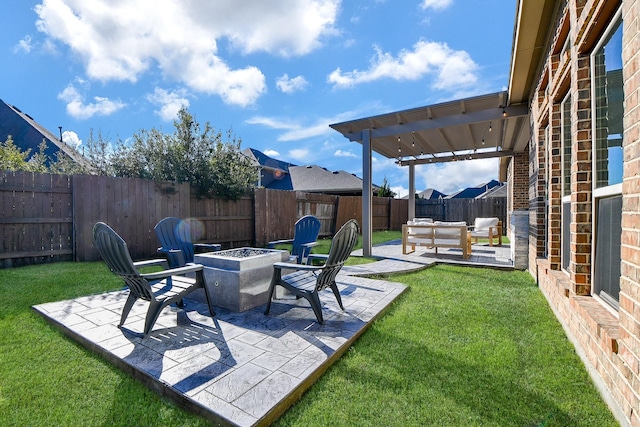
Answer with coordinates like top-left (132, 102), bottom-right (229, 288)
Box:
top-left (329, 91), bottom-right (529, 166)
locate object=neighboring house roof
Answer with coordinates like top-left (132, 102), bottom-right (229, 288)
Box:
top-left (289, 165), bottom-right (366, 195)
top-left (0, 99), bottom-right (92, 169)
top-left (419, 188), bottom-right (447, 199)
top-left (242, 147), bottom-right (295, 190)
top-left (242, 147), bottom-right (295, 173)
top-left (475, 184), bottom-right (507, 199)
top-left (444, 179), bottom-right (503, 199)
top-left (402, 188), bottom-right (447, 199)
top-left (243, 147), bottom-right (374, 195)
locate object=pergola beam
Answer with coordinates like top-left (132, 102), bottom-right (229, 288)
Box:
top-left (399, 149), bottom-right (514, 166)
top-left (338, 104), bottom-right (528, 143)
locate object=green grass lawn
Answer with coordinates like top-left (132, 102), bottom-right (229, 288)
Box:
top-left (0, 237), bottom-right (617, 426)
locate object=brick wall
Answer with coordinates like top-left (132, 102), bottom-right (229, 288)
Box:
top-left (522, 0), bottom-right (640, 425)
top-left (548, 103), bottom-right (562, 270)
top-left (620, 0), bottom-right (640, 424)
top-left (570, 53), bottom-right (593, 295)
top-left (511, 152), bottom-right (529, 211)
top-left (528, 118), bottom-right (548, 271)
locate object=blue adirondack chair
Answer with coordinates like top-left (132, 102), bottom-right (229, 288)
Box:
top-left (265, 219), bottom-right (359, 324)
top-left (93, 222), bottom-right (215, 337)
top-left (154, 217), bottom-right (221, 268)
top-left (267, 215), bottom-right (321, 264)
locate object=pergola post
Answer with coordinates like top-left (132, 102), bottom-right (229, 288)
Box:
top-left (409, 163), bottom-right (415, 221)
top-left (362, 129), bottom-right (372, 257)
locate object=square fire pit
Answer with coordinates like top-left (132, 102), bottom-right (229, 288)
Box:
top-left (194, 247), bottom-right (289, 312)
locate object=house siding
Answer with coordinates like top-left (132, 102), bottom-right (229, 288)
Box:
top-left (521, 0), bottom-right (640, 425)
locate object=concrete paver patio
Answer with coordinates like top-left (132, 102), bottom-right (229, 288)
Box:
top-left (33, 273), bottom-right (407, 426)
top-left (32, 240), bottom-right (511, 426)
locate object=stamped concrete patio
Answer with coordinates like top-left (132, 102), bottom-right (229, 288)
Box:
top-left (32, 240), bottom-right (511, 426)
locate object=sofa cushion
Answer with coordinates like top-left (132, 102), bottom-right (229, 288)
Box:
top-left (412, 218), bottom-right (433, 223)
top-left (474, 217), bottom-right (499, 231)
top-left (407, 220), bottom-right (433, 237)
top-left (433, 221), bottom-right (466, 238)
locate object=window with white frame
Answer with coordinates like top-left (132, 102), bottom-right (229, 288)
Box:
top-left (592, 12), bottom-right (623, 309)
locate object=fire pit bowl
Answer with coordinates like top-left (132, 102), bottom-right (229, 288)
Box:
top-left (193, 247), bottom-right (289, 312)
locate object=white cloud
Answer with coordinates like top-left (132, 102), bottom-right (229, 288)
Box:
top-left (334, 149), bottom-right (358, 158)
top-left (34, 0), bottom-right (339, 106)
top-left (246, 108), bottom-right (375, 142)
top-left (276, 74), bottom-right (309, 93)
top-left (14, 35), bottom-right (32, 53)
top-left (61, 130), bottom-right (82, 148)
top-left (392, 185), bottom-right (408, 198)
top-left (246, 115), bottom-right (333, 141)
top-left (264, 149), bottom-right (280, 157)
top-left (421, 0), bottom-right (453, 10)
top-left (57, 83), bottom-right (126, 119)
top-left (417, 158), bottom-right (498, 194)
top-left (328, 39), bottom-right (478, 90)
top-left (289, 148), bottom-right (311, 161)
top-left (147, 88), bottom-right (190, 121)
top-left (372, 156), bottom-right (400, 173)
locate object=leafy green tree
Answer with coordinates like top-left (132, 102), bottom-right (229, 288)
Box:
top-left (208, 131), bottom-right (257, 199)
top-left (0, 136), bottom-right (30, 170)
top-left (110, 128), bottom-right (172, 181)
top-left (1, 136), bottom-right (86, 174)
top-left (26, 140), bottom-right (52, 173)
top-left (83, 129), bottom-right (113, 176)
top-left (377, 176), bottom-right (396, 198)
top-left (109, 107), bottom-right (257, 199)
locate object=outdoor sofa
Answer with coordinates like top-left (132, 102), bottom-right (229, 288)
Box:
top-left (402, 218), bottom-right (472, 258)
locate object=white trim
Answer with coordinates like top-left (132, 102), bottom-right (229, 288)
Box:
top-left (594, 183), bottom-right (622, 199)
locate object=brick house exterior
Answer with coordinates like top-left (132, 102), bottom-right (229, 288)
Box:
top-left (504, 0), bottom-right (640, 425)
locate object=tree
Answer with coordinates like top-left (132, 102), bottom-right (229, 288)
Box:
top-left (0, 136), bottom-right (30, 171)
top-left (208, 132), bottom-right (257, 200)
top-left (83, 130), bottom-right (113, 176)
top-left (377, 176), bottom-right (396, 198)
top-left (0, 136), bottom-right (85, 174)
top-left (108, 107), bottom-right (257, 199)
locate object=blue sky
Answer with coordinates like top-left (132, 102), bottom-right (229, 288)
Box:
top-left (1, 0), bottom-right (516, 197)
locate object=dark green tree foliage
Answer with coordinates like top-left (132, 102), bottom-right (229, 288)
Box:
top-left (378, 176), bottom-right (396, 198)
top-left (83, 129), bottom-right (112, 176)
top-left (0, 136), bottom-right (85, 174)
top-left (109, 108), bottom-right (256, 199)
top-left (0, 136), bottom-right (31, 170)
top-left (209, 132), bottom-right (257, 200)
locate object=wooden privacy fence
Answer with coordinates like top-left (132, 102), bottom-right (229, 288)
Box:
top-left (1, 170), bottom-right (504, 268)
top-left (415, 197), bottom-right (507, 230)
top-left (0, 171), bottom-right (408, 267)
top-left (1, 172), bottom-right (74, 265)
top-left (252, 189), bottom-right (408, 247)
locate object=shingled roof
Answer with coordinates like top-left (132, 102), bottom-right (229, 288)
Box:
top-left (444, 179), bottom-right (503, 199)
top-left (242, 147), bottom-right (295, 190)
top-left (289, 165), bottom-right (366, 195)
top-left (243, 147), bottom-right (375, 196)
top-left (0, 99), bottom-right (92, 169)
